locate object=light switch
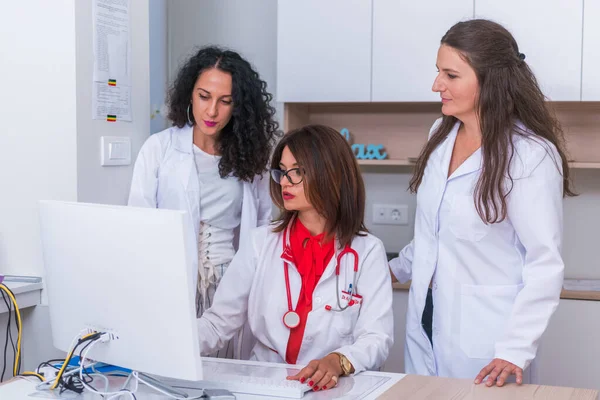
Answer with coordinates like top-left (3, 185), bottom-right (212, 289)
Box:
top-left (109, 142), bottom-right (127, 160)
top-left (101, 136), bottom-right (131, 166)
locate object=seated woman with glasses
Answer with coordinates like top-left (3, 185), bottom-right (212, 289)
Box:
top-left (197, 124), bottom-right (393, 392)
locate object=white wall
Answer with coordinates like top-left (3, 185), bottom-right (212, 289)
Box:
top-left (0, 0), bottom-right (78, 278)
top-left (76, 0), bottom-right (151, 204)
top-left (149, 0), bottom-right (168, 134)
top-left (0, 0), bottom-right (78, 379)
top-left (362, 169), bottom-right (416, 253)
top-left (0, 0), bottom-right (152, 375)
top-left (166, 0), bottom-right (278, 105)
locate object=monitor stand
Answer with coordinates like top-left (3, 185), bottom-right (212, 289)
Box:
top-left (138, 372), bottom-right (196, 398)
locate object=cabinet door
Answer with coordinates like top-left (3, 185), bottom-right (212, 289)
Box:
top-left (476, 0), bottom-right (583, 101)
top-left (582, 0), bottom-right (600, 100)
top-left (535, 300), bottom-right (600, 389)
top-left (372, 0), bottom-right (473, 102)
top-left (276, 0), bottom-right (372, 102)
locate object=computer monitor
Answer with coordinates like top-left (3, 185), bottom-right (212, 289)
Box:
top-left (38, 200), bottom-right (202, 381)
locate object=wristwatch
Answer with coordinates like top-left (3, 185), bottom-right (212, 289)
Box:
top-left (331, 352), bottom-right (355, 376)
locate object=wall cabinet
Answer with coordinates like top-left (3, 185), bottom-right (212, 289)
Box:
top-left (276, 0), bottom-right (372, 102)
top-left (372, 0), bottom-right (473, 102)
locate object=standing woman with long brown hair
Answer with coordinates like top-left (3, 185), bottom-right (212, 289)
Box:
top-left (389, 19), bottom-right (574, 387)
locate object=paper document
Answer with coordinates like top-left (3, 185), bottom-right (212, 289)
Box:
top-left (93, 0), bottom-right (131, 86)
top-left (92, 82), bottom-right (132, 122)
top-left (92, 0), bottom-right (132, 122)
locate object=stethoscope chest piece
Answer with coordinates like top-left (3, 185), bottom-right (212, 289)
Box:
top-left (283, 310), bottom-right (301, 329)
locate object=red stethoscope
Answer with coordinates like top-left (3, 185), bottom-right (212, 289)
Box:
top-left (281, 220), bottom-right (360, 329)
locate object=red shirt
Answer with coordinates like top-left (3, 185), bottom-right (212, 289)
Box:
top-left (285, 219), bottom-right (334, 364)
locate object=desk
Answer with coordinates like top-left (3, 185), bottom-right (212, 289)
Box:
top-left (0, 370), bottom-right (402, 400)
top-left (378, 374), bottom-right (599, 400)
top-left (2, 373), bottom-right (598, 399)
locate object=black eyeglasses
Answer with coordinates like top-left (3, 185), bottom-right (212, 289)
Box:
top-left (270, 168), bottom-right (304, 185)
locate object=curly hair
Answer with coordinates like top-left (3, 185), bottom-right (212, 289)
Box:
top-left (167, 46), bottom-right (281, 182)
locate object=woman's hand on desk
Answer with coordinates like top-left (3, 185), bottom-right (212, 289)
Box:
top-left (475, 358), bottom-right (523, 387)
top-left (287, 354), bottom-right (343, 391)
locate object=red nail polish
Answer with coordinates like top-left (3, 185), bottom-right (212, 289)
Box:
top-left (300, 378), bottom-right (305, 383)
top-left (313, 386), bottom-right (319, 391)
top-left (308, 381), bottom-right (314, 386)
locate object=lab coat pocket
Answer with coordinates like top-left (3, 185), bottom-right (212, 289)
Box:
top-left (459, 283), bottom-right (523, 359)
top-left (333, 305), bottom-right (361, 339)
top-left (449, 194), bottom-right (491, 242)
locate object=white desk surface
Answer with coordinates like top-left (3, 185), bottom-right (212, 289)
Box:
top-left (0, 370), bottom-right (404, 400)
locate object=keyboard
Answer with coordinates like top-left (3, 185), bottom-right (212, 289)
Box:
top-left (195, 374), bottom-right (312, 398)
top-left (167, 358), bottom-right (313, 398)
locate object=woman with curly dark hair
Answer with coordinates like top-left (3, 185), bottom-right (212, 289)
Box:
top-left (128, 46), bottom-right (280, 359)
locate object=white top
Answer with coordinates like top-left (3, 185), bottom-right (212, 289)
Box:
top-left (197, 225), bottom-right (394, 373)
top-left (193, 145), bottom-right (243, 265)
top-left (390, 119), bottom-right (564, 379)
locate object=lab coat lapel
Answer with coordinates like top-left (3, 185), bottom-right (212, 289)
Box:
top-left (437, 122), bottom-right (460, 180)
top-left (448, 148), bottom-right (483, 181)
top-left (173, 125), bottom-right (200, 235)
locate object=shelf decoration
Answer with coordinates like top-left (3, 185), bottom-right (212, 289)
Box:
top-left (340, 128), bottom-right (388, 160)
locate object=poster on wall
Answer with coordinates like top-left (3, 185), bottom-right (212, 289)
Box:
top-left (92, 0), bottom-right (132, 122)
top-left (92, 82), bottom-right (132, 122)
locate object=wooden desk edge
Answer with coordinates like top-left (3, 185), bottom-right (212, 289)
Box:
top-left (378, 374), bottom-right (599, 400)
top-left (392, 282), bottom-right (600, 301)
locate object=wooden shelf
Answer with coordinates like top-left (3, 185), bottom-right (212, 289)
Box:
top-left (392, 282), bottom-right (600, 301)
top-left (358, 159), bottom-right (415, 166)
top-left (359, 160), bottom-right (600, 169)
top-left (284, 103), bottom-right (441, 163)
top-left (568, 162), bottom-right (600, 169)
top-left (560, 290), bottom-right (600, 301)
top-left (284, 102), bottom-right (600, 170)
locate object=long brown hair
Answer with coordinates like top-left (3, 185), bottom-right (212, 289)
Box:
top-left (409, 19), bottom-right (575, 223)
top-left (270, 124), bottom-right (367, 248)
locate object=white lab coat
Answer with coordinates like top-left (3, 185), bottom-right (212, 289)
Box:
top-left (128, 125), bottom-right (272, 358)
top-left (197, 225), bottom-right (394, 372)
top-left (390, 119), bottom-right (564, 379)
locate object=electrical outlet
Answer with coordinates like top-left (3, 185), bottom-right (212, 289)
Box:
top-left (373, 204), bottom-right (409, 225)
